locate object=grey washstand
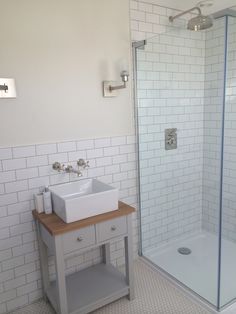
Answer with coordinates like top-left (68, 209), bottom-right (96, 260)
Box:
top-left (33, 201), bottom-right (135, 314)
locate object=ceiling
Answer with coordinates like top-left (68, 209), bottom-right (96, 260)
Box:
top-left (150, 0), bottom-right (236, 14)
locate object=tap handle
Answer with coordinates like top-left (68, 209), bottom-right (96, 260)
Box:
top-left (52, 162), bottom-right (64, 172)
top-left (77, 159), bottom-right (89, 169)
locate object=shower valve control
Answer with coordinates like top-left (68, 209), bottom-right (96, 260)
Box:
top-left (165, 128), bottom-right (177, 150)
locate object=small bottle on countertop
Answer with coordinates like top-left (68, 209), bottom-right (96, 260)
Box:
top-left (43, 187), bottom-right (53, 214)
top-left (34, 192), bottom-right (44, 214)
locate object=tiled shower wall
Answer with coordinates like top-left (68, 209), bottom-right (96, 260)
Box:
top-left (131, 0), bottom-right (205, 251)
top-left (202, 16), bottom-right (236, 242)
top-left (222, 16), bottom-right (236, 241)
top-left (0, 136), bottom-right (138, 313)
top-left (202, 18), bottom-right (225, 234)
top-left (132, 1), bottom-right (236, 248)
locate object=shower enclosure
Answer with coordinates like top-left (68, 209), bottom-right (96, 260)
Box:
top-left (133, 7), bottom-right (236, 312)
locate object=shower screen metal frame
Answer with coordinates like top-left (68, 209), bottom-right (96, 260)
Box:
top-left (132, 39), bottom-right (146, 257)
top-left (216, 14), bottom-right (228, 311)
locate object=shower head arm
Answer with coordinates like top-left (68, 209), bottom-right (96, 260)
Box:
top-left (169, 6), bottom-right (201, 22)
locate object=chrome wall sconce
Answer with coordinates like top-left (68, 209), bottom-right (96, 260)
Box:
top-left (0, 78), bottom-right (17, 98)
top-left (103, 71), bottom-right (129, 97)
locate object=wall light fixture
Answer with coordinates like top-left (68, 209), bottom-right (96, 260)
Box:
top-left (103, 71), bottom-right (129, 97)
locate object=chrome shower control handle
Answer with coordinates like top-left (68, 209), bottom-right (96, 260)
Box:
top-left (111, 226), bottom-right (116, 231)
top-left (77, 236), bottom-right (83, 242)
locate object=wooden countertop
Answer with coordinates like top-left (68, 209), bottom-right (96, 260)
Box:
top-left (32, 201), bottom-right (135, 236)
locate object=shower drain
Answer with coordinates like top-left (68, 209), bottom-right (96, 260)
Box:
top-left (178, 247), bottom-right (192, 255)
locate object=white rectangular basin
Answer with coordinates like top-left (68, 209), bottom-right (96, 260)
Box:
top-left (49, 179), bottom-right (119, 223)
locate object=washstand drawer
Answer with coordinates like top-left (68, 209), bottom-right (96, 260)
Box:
top-left (62, 226), bottom-right (95, 254)
top-left (97, 216), bottom-right (127, 242)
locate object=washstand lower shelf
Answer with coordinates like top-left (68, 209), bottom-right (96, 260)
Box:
top-left (47, 263), bottom-right (129, 314)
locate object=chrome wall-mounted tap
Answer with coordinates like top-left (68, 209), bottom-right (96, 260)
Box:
top-left (52, 159), bottom-right (89, 177)
top-left (64, 165), bottom-right (83, 177)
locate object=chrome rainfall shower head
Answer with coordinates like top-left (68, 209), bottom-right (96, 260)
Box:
top-left (187, 14), bottom-right (213, 31)
top-left (169, 4), bottom-right (214, 31)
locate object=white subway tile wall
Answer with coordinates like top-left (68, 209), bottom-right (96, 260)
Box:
top-left (0, 136), bottom-right (138, 312)
top-left (132, 1), bottom-right (205, 252)
top-left (132, 2), bottom-right (236, 248)
top-left (202, 17), bottom-right (236, 243)
top-left (222, 17), bottom-right (236, 241)
top-left (202, 18), bottom-right (225, 235)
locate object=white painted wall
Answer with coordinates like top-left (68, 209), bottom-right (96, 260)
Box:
top-left (0, 0), bottom-right (133, 147)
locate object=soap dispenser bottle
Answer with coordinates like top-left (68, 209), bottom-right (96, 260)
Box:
top-left (43, 187), bottom-right (53, 214)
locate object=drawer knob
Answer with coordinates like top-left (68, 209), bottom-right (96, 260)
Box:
top-left (77, 236), bottom-right (83, 242)
top-left (111, 226), bottom-right (116, 231)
